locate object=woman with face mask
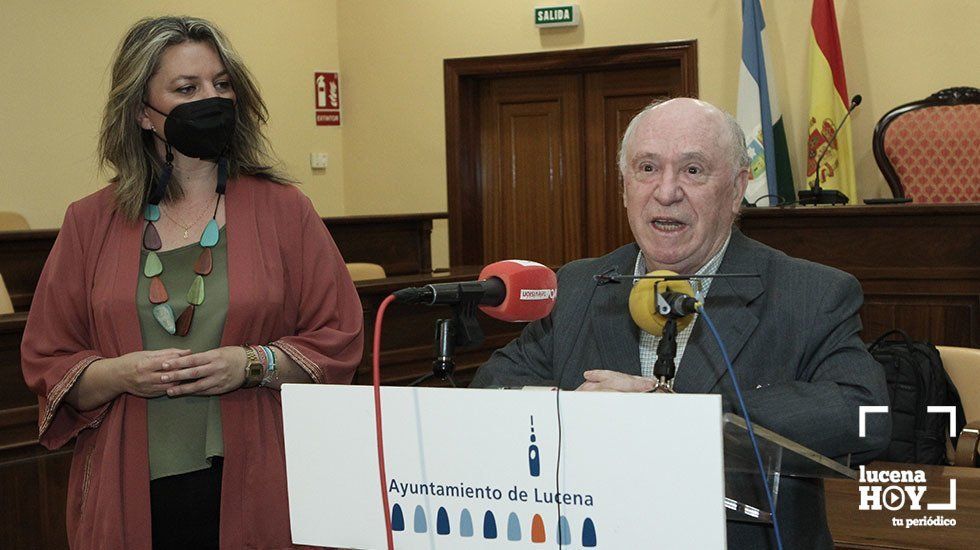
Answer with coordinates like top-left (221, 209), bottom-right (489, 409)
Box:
top-left (20, 16), bottom-right (363, 549)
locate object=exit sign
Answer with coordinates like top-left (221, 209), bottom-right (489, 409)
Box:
top-left (534, 5), bottom-right (580, 28)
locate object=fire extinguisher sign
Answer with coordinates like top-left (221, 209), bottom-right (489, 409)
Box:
top-left (314, 72), bottom-right (340, 126)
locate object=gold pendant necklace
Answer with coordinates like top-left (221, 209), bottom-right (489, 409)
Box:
top-left (163, 197), bottom-right (216, 239)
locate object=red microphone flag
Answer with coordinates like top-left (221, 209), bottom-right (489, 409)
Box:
top-left (477, 260), bottom-right (557, 322)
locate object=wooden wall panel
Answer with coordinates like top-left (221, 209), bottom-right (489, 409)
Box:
top-left (862, 295), bottom-right (978, 347)
top-left (739, 204), bottom-right (980, 346)
top-left (0, 446), bottom-right (71, 550)
top-left (479, 74), bottom-right (582, 265)
top-left (446, 41), bottom-right (699, 266)
top-left (322, 213), bottom-right (443, 276)
top-left (583, 65), bottom-right (686, 258)
top-left (0, 213), bottom-right (445, 313)
top-left (0, 231), bottom-right (56, 312)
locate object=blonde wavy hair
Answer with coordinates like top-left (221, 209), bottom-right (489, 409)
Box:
top-left (98, 15), bottom-right (290, 220)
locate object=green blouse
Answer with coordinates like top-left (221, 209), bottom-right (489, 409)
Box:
top-left (137, 227), bottom-right (228, 480)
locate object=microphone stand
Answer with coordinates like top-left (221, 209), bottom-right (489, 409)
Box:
top-left (409, 293), bottom-right (486, 388)
top-left (798, 95), bottom-right (861, 206)
top-left (651, 318), bottom-right (679, 393)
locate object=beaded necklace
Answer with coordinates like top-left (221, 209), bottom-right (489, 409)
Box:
top-left (142, 150), bottom-right (228, 336)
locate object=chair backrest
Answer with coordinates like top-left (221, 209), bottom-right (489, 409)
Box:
top-left (0, 211), bottom-right (30, 231)
top-left (345, 262), bottom-right (387, 282)
top-left (937, 346), bottom-right (980, 423)
top-left (872, 87), bottom-right (980, 203)
top-left (0, 273), bottom-right (14, 314)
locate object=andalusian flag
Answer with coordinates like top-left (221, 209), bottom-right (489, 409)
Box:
top-left (736, 0), bottom-right (795, 207)
top-left (807, 0), bottom-right (856, 199)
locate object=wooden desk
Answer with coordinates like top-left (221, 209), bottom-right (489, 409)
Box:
top-left (322, 212), bottom-right (445, 277)
top-left (739, 203), bottom-right (980, 347)
top-left (0, 212), bottom-right (446, 312)
top-left (825, 461), bottom-right (980, 549)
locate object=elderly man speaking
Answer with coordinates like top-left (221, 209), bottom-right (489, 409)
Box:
top-left (471, 98), bottom-right (890, 549)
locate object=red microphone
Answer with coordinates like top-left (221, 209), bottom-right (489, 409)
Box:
top-left (478, 260), bottom-right (556, 322)
top-left (392, 260), bottom-right (557, 322)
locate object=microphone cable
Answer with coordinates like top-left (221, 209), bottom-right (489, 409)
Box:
top-left (696, 302), bottom-right (784, 550)
top-left (372, 294), bottom-right (397, 550)
top-left (553, 267), bottom-right (610, 549)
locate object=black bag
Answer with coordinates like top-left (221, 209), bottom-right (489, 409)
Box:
top-left (868, 330), bottom-right (967, 464)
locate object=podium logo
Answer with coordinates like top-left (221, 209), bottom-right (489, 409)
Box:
top-left (528, 415), bottom-right (540, 477)
top-left (386, 409), bottom-right (600, 545)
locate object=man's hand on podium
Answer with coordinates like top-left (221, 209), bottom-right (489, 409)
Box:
top-left (577, 370), bottom-right (656, 392)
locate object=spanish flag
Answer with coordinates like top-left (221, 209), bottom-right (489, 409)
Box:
top-left (807, 0), bottom-right (856, 199)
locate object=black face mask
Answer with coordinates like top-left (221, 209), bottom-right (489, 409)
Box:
top-left (144, 97), bottom-right (236, 159)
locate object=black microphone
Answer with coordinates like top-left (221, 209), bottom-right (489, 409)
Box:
top-left (798, 94), bottom-right (861, 206)
top-left (393, 260), bottom-right (558, 322)
top-left (657, 291), bottom-right (699, 317)
top-left (393, 279), bottom-right (505, 307)
top-left (593, 266), bottom-right (620, 285)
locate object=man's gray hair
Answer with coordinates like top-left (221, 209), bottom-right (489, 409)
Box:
top-left (616, 99), bottom-right (751, 178)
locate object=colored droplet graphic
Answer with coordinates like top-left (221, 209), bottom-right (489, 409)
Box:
top-left (507, 512), bottom-right (522, 541)
top-left (413, 505), bottom-right (427, 533)
top-left (582, 517), bottom-right (597, 547)
top-left (558, 516), bottom-right (571, 545)
top-left (531, 514), bottom-right (546, 543)
top-left (483, 511), bottom-right (497, 539)
top-left (436, 507), bottom-right (450, 535)
top-left (529, 414), bottom-right (540, 477)
top-left (391, 504), bottom-right (404, 531)
top-left (459, 509), bottom-right (474, 537)
top-left (529, 444), bottom-right (540, 477)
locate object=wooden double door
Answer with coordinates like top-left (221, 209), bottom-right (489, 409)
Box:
top-left (446, 42), bottom-right (699, 267)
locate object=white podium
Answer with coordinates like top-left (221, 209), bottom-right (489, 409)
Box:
top-left (282, 385), bottom-right (727, 549)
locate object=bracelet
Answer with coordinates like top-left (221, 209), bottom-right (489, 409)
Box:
top-left (242, 346), bottom-right (264, 388)
top-left (259, 345), bottom-right (280, 387)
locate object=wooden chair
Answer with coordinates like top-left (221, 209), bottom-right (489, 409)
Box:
top-left (872, 87), bottom-right (980, 202)
top-left (0, 273), bottom-right (14, 314)
top-left (938, 346), bottom-right (980, 466)
top-left (0, 211), bottom-right (30, 230)
top-left (345, 262), bottom-right (386, 282)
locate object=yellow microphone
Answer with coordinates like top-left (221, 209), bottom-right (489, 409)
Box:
top-left (628, 270), bottom-right (699, 336)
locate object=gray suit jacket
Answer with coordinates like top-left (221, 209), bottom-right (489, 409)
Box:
top-left (471, 229), bottom-right (891, 549)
